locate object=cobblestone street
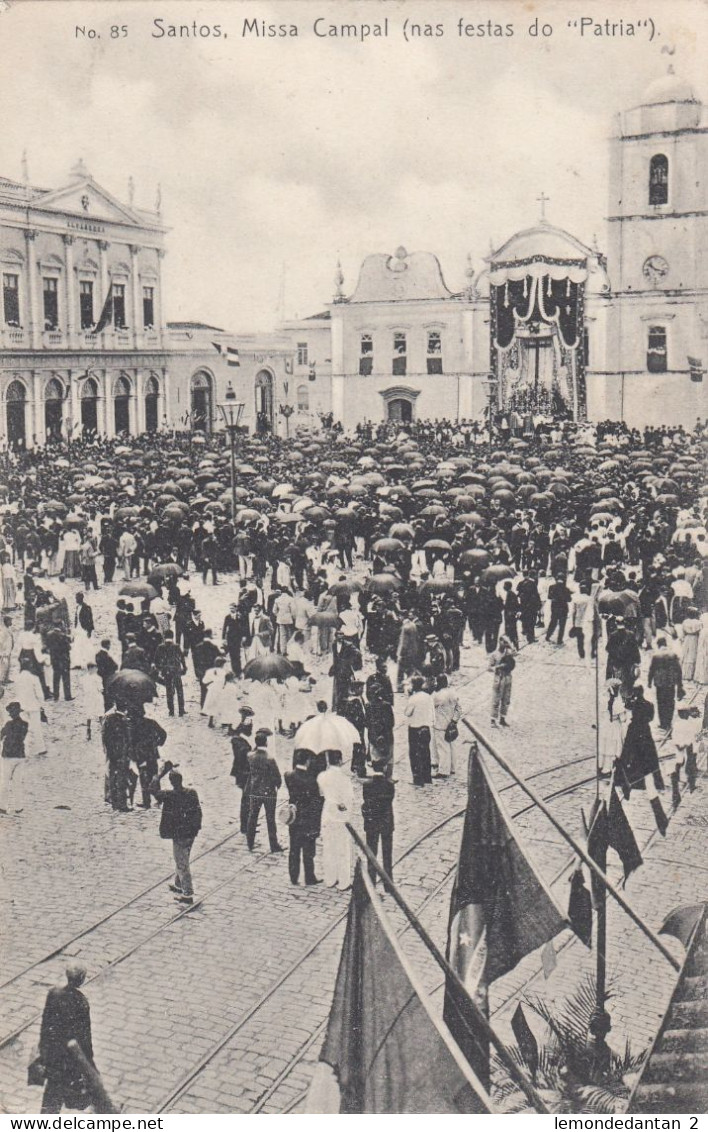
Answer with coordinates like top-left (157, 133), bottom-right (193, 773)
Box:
top-left (0, 569), bottom-right (705, 1114)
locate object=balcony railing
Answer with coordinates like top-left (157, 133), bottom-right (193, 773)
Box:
top-left (43, 331), bottom-right (63, 346)
top-left (2, 328), bottom-right (26, 347)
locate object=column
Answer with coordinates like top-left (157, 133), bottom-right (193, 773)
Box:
top-left (128, 372), bottom-right (138, 436)
top-left (102, 370), bottom-right (112, 438)
top-left (23, 230), bottom-right (39, 349)
top-left (63, 235), bottom-right (76, 348)
top-left (161, 367), bottom-right (171, 429)
top-left (129, 245), bottom-right (141, 348)
top-left (135, 371), bottom-right (146, 433)
top-left (462, 309), bottom-right (474, 370)
top-left (457, 373), bottom-right (473, 420)
top-left (70, 373), bottom-right (81, 438)
top-left (331, 375), bottom-right (345, 424)
top-left (98, 241), bottom-right (109, 343)
top-left (32, 370), bottom-right (42, 448)
top-left (330, 313), bottom-right (345, 423)
top-left (155, 250), bottom-right (166, 346)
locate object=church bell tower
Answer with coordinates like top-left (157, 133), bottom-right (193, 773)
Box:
top-left (603, 65), bottom-right (708, 425)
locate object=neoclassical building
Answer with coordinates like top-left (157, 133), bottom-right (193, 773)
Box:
top-left (0, 160), bottom-right (173, 447)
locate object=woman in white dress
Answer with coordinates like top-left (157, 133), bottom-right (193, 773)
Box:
top-left (201, 658), bottom-right (227, 726)
top-left (14, 661), bottom-right (47, 756)
top-left (599, 679), bottom-right (627, 774)
top-left (1, 557), bottom-right (17, 612)
top-left (317, 751), bottom-right (354, 890)
top-left (694, 611), bottom-right (708, 686)
top-left (81, 662), bottom-right (105, 741)
top-left (59, 529), bottom-right (82, 579)
top-left (681, 610), bottom-right (701, 683)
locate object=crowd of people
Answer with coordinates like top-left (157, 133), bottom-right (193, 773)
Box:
top-left (1, 412), bottom-right (706, 916)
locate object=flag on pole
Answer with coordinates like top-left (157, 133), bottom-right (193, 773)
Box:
top-left (608, 783), bottom-right (643, 882)
top-left (443, 745), bottom-right (568, 1085)
top-left (306, 862), bottom-right (494, 1114)
top-left (212, 342), bottom-right (240, 367)
top-left (94, 284), bottom-right (113, 334)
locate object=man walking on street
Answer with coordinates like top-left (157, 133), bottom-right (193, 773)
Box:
top-left (647, 637), bottom-right (685, 732)
top-left (284, 751), bottom-right (322, 885)
top-left (46, 625), bottom-right (73, 701)
top-left (362, 758), bottom-right (395, 883)
top-left (39, 964), bottom-right (95, 1114)
top-left (246, 729), bottom-right (283, 853)
top-left (546, 574), bottom-right (572, 646)
top-left (154, 630), bottom-right (187, 716)
top-left (150, 761), bottom-right (203, 905)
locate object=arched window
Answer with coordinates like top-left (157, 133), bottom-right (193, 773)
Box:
top-left (647, 325), bottom-right (667, 373)
top-left (6, 379), bottom-right (26, 402)
top-left (80, 377), bottom-right (98, 434)
top-left (113, 375), bottom-right (131, 397)
top-left (145, 374), bottom-right (160, 432)
top-left (5, 380), bottom-right (27, 447)
top-left (114, 375), bottom-right (131, 435)
top-left (190, 371), bottom-right (213, 432)
top-left (45, 378), bottom-right (64, 440)
top-left (649, 154), bottom-right (669, 206)
top-left (297, 384), bottom-right (309, 412)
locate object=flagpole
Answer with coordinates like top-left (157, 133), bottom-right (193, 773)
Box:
top-left (345, 823), bottom-right (551, 1114)
top-left (460, 718), bottom-right (680, 971)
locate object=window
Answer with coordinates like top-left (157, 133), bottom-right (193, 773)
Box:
top-left (297, 342), bottom-right (308, 366)
top-left (392, 331), bottom-right (407, 376)
top-left (43, 277), bottom-right (59, 330)
top-left (583, 327), bottom-right (590, 368)
top-left (79, 281), bottom-right (94, 329)
top-left (112, 283), bottom-right (126, 329)
top-left (143, 286), bottom-right (154, 329)
top-left (3, 274), bottom-right (19, 327)
top-left (427, 330), bottom-right (443, 374)
top-left (297, 384), bottom-right (309, 412)
top-left (649, 154), bottom-right (669, 207)
top-left (359, 333), bottom-right (373, 376)
top-left (647, 325), bottom-right (667, 373)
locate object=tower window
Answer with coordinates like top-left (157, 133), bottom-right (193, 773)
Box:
top-left (297, 384), bottom-right (309, 411)
top-left (392, 331), bottom-right (407, 376)
top-left (359, 333), bottom-right (373, 376)
top-left (3, 274), bottom-right (19, 327)
top-left (43, 277), bottom-right (59, 330)
top-left (297, 342), bottom-right (308, 366)
top-left (79, 281), bottom-right (94, 329)
top-left (427, 330), bottom-right (443, 374)
top-left (583, 327), bottom-right (590, 368)
top-left (647, 325), bottom-right (667, 373)
top-left (649, 154), bottom-right (669, 207)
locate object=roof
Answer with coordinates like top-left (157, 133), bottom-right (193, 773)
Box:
top-left (641, 66), bottom-right (700, 108)
top-left (348, 246), bottom-right (456, 303)
top-left (167, 321), bottom-right (225, 332)
top-left (303, 310), bottom-right (331, 321)
top-left (489, 222), bottom-right (593, 266)
top-left (628, 903), bottom-right (708, 1114)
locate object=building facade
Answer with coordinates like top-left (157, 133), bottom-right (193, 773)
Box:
top-left (0, 160), bottom-right (170, 447)
top-left (2, 68), bottom-right (705, 445)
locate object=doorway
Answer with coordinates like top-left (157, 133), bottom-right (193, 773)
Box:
top-left (114, 375), bottom-right (131, 435)
top-left (5, 380), bottom-right (27, 448)
top-left (145, 375), bottom-right (159, 432)
top-left (44, 377), bottom-right (64, 441)
top-left (387, 397), bottom-right (413, 423)
top-left (255, 370), bottom-right (274, 434)
top-left (190, 371), bottom-right (212, 432)
top-left (81, 377), bottom-right (99, 434)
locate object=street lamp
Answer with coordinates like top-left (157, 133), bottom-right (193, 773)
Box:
top-left (218, 381), bottom-right (245, 521)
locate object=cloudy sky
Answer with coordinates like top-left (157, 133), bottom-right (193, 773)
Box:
top-left (2, 0), bottom-right (706, 329)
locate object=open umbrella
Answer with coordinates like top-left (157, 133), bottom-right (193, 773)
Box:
top-left (459, 549), bottom-right (490, 570)
top-left (119, 581), bottom-right (159, 600)
top-left (293, 712), bottom-right (361, 757)
top-left (423, 539), bottom-right (452, 551)
top-left (372, 538), bottom-right (405, 555)
top-left (480, 564), bottom-right (515, 584)
top-left (107, 669), bottom-right (156, 704)
top-left (147, 564), bottom-right (184, 586)
top-left (365, 573), bottom-right (403, 594)
top-left (244, 655), bottom-right (294, 683)
top-left (308, 610), bottom-right (340, 628)
top-left (329, 580), bottom-right (363, 596)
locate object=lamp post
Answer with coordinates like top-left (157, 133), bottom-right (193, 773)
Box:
top-left (218, 381), bottom-right (245, 521)
top-left (279, 379), bottom-right (294, 439)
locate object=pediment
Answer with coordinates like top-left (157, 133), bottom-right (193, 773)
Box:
top-left (33, 179), bottom-right (143, 226)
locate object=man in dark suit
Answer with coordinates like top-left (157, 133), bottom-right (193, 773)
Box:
top-left (121, 635), bottom-right (151, 674)
top-left (153, 630), bottom-right (187, 716)
top-left (46, 625), bottom-right (72, 701)
top-left (39, 963), bottom-right (94, 1114)
top-left (192, 629), bottom-right (221, 707)
top-left (517, 570), bottom-right (541, 643)
top-left (222, 602), bottom-right (245, 677)
top-left (75, 593), bottom-right (94, 638)
top-left (284, 751), bottom-right (322, 885)
top-left (95, 638), bottom-right (118, 710)
top-left (647, 637), bottom-right (685, 731)
top-left (362, 759), bottom-right (395, 883)
top-left (546, 575), bottom-right (572, 646)
top-left (246, 729), bottom-right (283, 853)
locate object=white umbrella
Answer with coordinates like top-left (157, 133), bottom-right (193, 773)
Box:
top-left (293, 712), bottom-right (360, 757)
